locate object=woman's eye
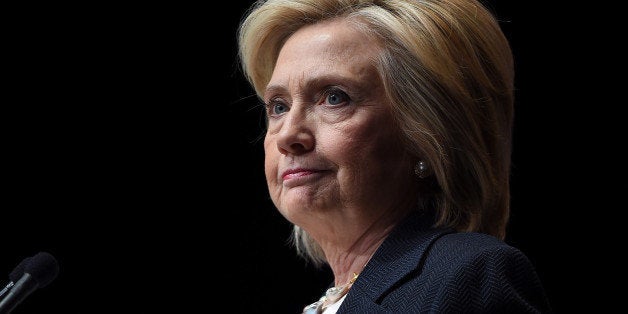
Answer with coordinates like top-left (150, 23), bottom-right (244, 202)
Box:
top-left (269, 102), bottom-right (289, 115)
top-left (325, 89), bottom-right (350, 106)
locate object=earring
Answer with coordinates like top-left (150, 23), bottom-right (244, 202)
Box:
top-left (414, 160), bottom-right (429, 179)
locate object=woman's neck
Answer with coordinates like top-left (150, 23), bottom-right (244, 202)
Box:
top-left (309, 199), bottom-right (418, 285)
top-left (322, 211), bottom-right (405, 286)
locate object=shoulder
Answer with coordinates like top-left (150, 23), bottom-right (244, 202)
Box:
top-left (423, 232), bottom-right (540, 287)
top-left (428, 232), bottom-right (525, 262)
top-left (417, 232), bottom-right (552, 313)
top-left (381, 231), bottom-right (551, 313)
top-left (345, 230), bottom-right (552, 313)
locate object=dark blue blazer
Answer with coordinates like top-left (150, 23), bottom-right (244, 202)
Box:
top-left (337, 212), bottom-right (552, 313)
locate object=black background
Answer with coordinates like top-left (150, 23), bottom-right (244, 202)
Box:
top-left (2, 1), bottom-right (620, 313)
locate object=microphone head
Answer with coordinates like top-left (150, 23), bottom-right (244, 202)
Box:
top-left (8, 257), bottom-right (31, 282)
top-left (24, 252), bottom-right (59, 288)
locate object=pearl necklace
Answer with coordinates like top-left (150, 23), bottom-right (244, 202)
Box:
top-left (302, 272), bottom-right (359, 314)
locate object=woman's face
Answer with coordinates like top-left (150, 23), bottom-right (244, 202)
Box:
top-left (263, 19), bottom-right (414, 226)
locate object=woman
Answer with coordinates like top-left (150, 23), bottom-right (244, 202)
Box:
top-left (237, 0), bottom-right (552, 313)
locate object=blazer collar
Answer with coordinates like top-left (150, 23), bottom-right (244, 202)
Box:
top-left (340, 211), bottom-right (454, 311)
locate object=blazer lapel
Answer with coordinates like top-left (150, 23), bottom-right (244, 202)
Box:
top-left (338, 211), bottom-right (454, 313)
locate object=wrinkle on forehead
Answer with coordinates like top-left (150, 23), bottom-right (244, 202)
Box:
top-left (266, 19), bottom-right (382, 98)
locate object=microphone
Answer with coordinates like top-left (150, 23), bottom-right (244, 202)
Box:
top-left (0, 257), bottom-right (31, 299)
top-left (0, 252), bottom-right (59, 314)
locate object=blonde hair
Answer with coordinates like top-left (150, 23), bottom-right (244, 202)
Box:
top-left (238, 0), bottom-right (515, 266)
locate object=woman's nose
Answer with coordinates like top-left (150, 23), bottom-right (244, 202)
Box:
top-left (274, 109), bottom-right (314, 155)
